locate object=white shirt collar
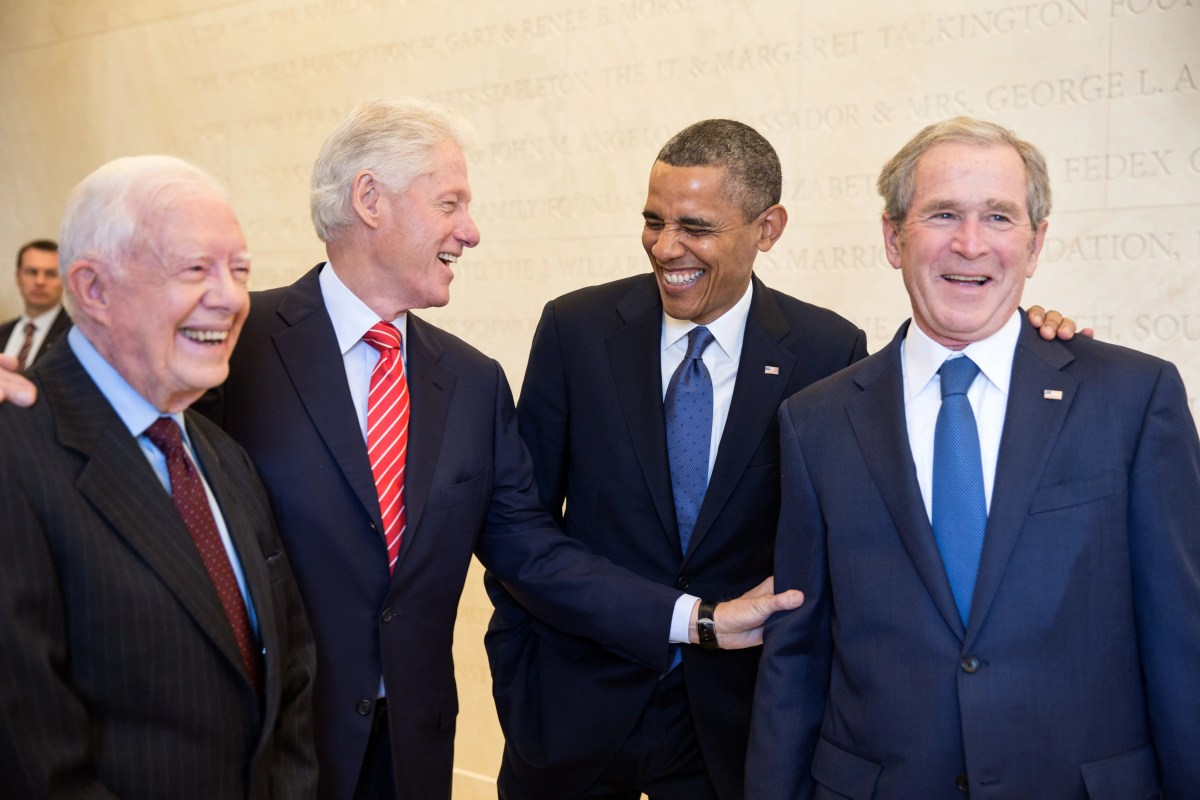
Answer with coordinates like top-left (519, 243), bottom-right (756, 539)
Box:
top-left (904, 310), bottom-right (1022, 401)
top-left (318, 261), bottom-right (407, 355)
top-left (660, 278), bottom-right (754, 361)
top-left (21, 305), bottom-right (63, 329)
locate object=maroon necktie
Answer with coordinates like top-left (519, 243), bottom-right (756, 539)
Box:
top-left (15, 321), bottom-right (36, 372)
top-left (362, 321), bottom-right (409, 573)
top-left (144, 417), bottom-right (262, 693)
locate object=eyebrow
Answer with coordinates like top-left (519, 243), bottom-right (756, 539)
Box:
top-left (641, 210), bottom-right (716, 228)
top-left (916, 198), bottom-right (1026, 218)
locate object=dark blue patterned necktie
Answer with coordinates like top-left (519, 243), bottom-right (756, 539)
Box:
top-left (665, 326), bottom-right (715, 555)
top-left (931, 356), bottom-right (987, 627)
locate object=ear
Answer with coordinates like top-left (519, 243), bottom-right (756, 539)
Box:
top-left (1026, 219), bottom-right (1048, 279)
top-left (350, 170), bottom-right (384, 230)
top-left (66, 259), bottom-right (109, 323)
top-left (755, 204), bottom-right (789, 253)
top-left (882, 214), bottom-right (904, 270)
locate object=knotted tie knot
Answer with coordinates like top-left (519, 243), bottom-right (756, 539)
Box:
top-left (939, 355), bottom-right (979, 398)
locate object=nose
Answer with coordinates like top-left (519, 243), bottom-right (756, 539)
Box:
top-left (951, 217), bottom-right (988, 259)
top-left (456, 209), bottom-right (481, 248)
top-left (205, 264), bottom-right (250, 313)
top-left (649, 225), bottom-right (685, 262)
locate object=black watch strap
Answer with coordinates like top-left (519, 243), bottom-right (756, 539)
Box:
top-left (697, 599), bottom-right (720, 650)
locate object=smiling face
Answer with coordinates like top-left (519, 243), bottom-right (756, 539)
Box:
top-left (16, 246), bottom-right (62, 316)
top-left (375, 139), bottom-right (480, 311)
top-left (883, 141), bottom-right (1047, 350)
top-left (641, 161), bottom-right (784, 324)
top-left (88, 186), bottom-right (250, 412)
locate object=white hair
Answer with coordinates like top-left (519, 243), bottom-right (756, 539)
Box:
top-left (57, 155), bottom-right (227, 315)
top-left (310, 96), bottom-right (476, 243)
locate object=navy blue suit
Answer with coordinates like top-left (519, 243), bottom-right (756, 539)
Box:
top-left (202, 264), bottom-right (681, 800)
top-left (486, 274), bottom-right (866, 798)
top-left (748, 321), bottom-right (1200, 799)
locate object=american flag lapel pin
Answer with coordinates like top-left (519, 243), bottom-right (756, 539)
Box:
top-left (764, 365), bottom-right (780, 375)
top-left (1043, 389), bottom-right (1064, 400)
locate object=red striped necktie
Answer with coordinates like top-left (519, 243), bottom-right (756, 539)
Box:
top-left (362, 321), bottom-right (410, 573)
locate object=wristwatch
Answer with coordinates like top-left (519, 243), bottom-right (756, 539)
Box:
top-left (697, 600), bottom-right (720, 650)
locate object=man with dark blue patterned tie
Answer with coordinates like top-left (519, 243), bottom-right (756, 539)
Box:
top-left (747, 117), bottom-right (1200, 799)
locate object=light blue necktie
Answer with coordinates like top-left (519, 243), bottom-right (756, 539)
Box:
top-left (665, 326), bottom-right (715, 555)
top-left (932, 355), bottom-right (987, 627)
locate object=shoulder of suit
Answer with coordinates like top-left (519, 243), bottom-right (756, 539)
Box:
top-left (407, 313), bottom-right (502, 372)
top-left (545, 274), bottom-right (654, 313)
top-left (757, 282), bottom-right (861, 337)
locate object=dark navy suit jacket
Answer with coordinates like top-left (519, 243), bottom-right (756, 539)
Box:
top-left (202, 264), bottom-right (682, 800)
top-left (748, 320), bottom-right (1200, 799)
top-left (0, 306), bottom-right (71, 366)
top-left (485, 274), bottom-right (867, 799)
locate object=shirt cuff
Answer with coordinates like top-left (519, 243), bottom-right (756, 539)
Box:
top-left (669, 593), bottom-right (701, 643)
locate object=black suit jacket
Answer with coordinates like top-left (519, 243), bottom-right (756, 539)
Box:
top-left (0, 306), bottom-right (71, 366)
top-left (485, 274), bottom-right (867, 798)
top-left (748, 321), bottom-right (1200, 799)
top-left (0, 342), bottom-right (318, 799)
top-left (202, 264), bottom-right (681, 800)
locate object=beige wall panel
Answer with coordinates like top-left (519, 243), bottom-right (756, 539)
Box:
top-left (3, 0), bottom-right (1197, 790)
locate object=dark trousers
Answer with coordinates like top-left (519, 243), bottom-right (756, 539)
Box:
top-left (576, 666), bottom-right (719, 800)
top-left (353, 699), bottom-right (397, 800)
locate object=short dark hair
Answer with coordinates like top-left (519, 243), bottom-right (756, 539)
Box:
top-left (16, 239), bottom-right (58, 271)
top-left (655, 119), bottom-right (781, 221)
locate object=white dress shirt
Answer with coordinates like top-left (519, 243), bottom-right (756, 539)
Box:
top-left (661, 281), bottom-right (754, 642)
top-left (318, 261), bottom-right (407, 442)
top-left (3, 305), bottom-right (64, 362)
top-left (902, 311), bottom-right (1021, 521)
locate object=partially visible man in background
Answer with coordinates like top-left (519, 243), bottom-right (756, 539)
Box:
top-left (1, 239), bottom-right (70, 370)
top-left (0, 155), bottom-right (318, 798)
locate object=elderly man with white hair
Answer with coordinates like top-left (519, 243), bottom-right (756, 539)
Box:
top-left (0, 156), bottom-right (318, 799)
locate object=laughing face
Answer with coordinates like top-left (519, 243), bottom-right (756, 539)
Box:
top-left (641, 161), bottom-right (784, 324)
top-left (96, 185), bottom-right (250, 412)
top-left (883, 141), bottom-right (1047, 350)
top-left (376, 139), bottom-right (480, 311)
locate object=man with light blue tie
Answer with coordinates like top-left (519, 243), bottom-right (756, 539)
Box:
top-left (747, 116), bottom-right (1200, 799)
top-left (0, 155), bottom-right (317, 798)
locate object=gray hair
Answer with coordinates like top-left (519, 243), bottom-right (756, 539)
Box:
top-left (310, 97), bottom-right (476, 243)
top-left (654, 119), bottom-right (782, 222)
top-left (876, 116), bottom-right (1052, 230)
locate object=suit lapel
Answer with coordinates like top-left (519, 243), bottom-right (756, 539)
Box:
top-left (40, 347), bottom-right (251, 683)
top-left (271, 268), bottom-right (382, 532)
top-left (397, 314), bottom-right (455, 570)
top-left (963, 325), bottom-right (1076, 647)
top-left (607, 280), bottom-right (679, 552)
top-left (846, 324), bottom-right (965, 638)
top-left (688, 279), bottom-right (796, 560)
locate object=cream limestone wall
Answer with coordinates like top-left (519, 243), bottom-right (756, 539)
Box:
top-left (2, 1), bottom-right (1197, 796)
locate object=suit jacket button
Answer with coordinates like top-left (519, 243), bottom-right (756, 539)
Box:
top-left (961, 655), bottom-right (981, 673)
top-left (357, 699), bottom-right (374, 716)
top-left (956, 773), bottom-right (969, 792)
top-left (381, 608), bottom-right (394, 623)
top-left (676, 577), bottom-right (689, 590)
